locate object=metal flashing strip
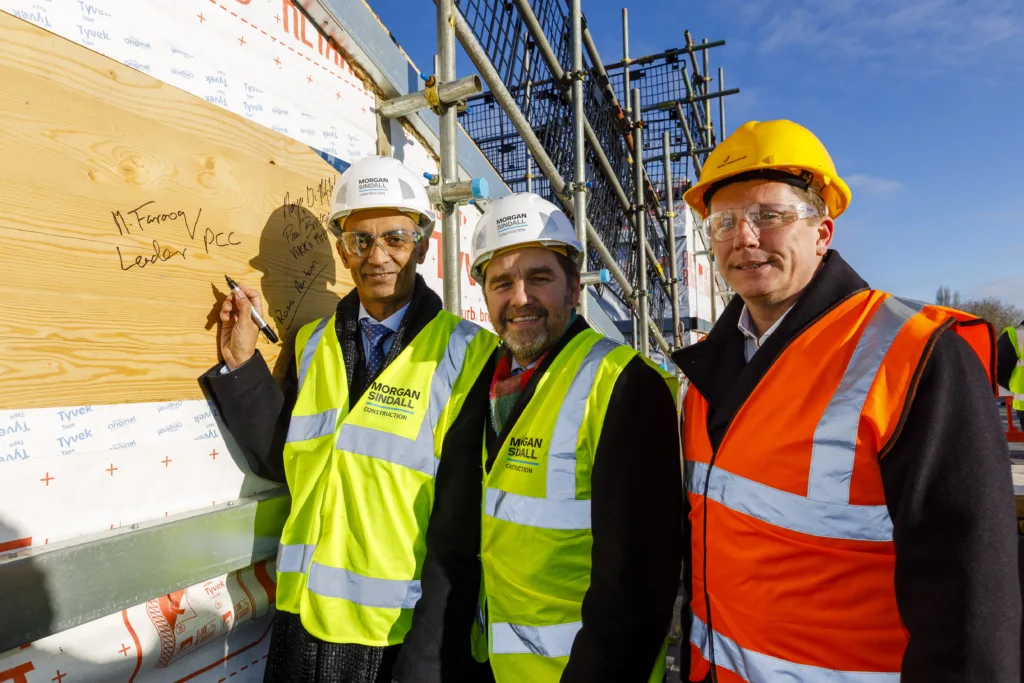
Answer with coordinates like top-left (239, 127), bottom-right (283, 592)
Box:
top-left (0, 489), bottom-right (289, 651)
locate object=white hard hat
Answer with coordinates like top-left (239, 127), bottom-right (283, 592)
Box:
top-left (327, 155), bottom-right (436, 237)
top-left (469, 192), bottom-right (583, 281)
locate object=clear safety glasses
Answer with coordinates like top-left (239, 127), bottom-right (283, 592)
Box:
top-left (340, 228), bottom-right (423, 257)
top-left (702, 202), bottom-right (821, 242)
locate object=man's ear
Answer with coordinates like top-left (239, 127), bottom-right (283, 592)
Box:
top-left (570, 273), bottom-right (581, 307)
top-left (815, 217), bottom-right (835, 256)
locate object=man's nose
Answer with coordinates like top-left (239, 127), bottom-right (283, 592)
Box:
top-left (731, 217), bottom-right (760, 249)
top-left (366, 238), bottom-right (392, 265)
top-left (509, 279), bottom-right (531, 307)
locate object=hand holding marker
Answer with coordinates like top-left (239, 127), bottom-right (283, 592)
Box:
top-left (225, 275), bottom-right (279, 343)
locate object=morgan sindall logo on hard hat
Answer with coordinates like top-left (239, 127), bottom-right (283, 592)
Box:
top-left (470, 192), bottom-right (583, 280)
top-left (356, 175), bottom-right (390, 197)
top-left (328, 156), bottom-right (435, 235)
top-left (495, 212), bottom-right (530, 237)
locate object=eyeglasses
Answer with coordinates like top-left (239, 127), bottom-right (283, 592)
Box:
top-left (340, 229), bottom-right (423, 257)
top-left (702, 202), bottom-right (821, 242)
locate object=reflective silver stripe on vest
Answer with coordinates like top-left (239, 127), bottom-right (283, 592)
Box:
top-left (286, 409), bottom-right (338, 443)
top-left (485, 488), bottom-right (592, 530)
top-left (691, 612), bottom-right (898, 683)
top-left (337, 420), bottom-right (437, 477)
top-left (807, 296), bottom-right (922, 503)
top-left (491, 621), bottom-right (582, 658)
top-left (547, 338), bottom-right (619, 500)
top-left (277, 543), bottom-right (317, 574)
top-left (685, 460), bottom-right (893, 542)
top-left (333, 320), bottom-right (482, 477)
top-left (485, 337), bottom-right (619, 531)
top-left (428, 319), bottom-right (483, 430)
top-left (298, 316), bottom-right (332, 391)
top-left (306, 562), bottom-right (421, 609)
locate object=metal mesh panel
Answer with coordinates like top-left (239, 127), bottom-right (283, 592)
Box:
top-left (455, 0), bottom-right (720, 352)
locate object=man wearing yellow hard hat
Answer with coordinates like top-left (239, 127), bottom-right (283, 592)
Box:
top-left (671, 120), bottom-right (1020, 681)
top-left (393, 192), bottom-right (684, 683)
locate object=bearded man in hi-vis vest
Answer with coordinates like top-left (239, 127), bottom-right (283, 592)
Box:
top-left (670, 120), bottom-right (1020, 682)
top-left (393, 192), bottom-right (685, 683)
top-left (205, 155), bottom-right (498, 683)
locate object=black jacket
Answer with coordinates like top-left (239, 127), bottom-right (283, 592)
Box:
top-left (395, 316), bottom-right (684, 683)
top-left (203, 275), bottom-right (495, 678)
top-left (671, 250), bottom-right (1020, 682)
top-left (997, 323), bottom-right (1022, 392)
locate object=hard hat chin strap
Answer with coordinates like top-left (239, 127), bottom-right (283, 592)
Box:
top-left (703, 168), bottom-right (816, 208)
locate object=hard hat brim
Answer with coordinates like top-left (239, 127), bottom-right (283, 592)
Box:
top-left (683, 163), bottom-right (851, 220)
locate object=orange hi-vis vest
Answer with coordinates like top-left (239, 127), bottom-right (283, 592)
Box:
top-left (683, 290), bottom-right (995, 683)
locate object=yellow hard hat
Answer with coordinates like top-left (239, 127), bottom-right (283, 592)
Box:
top-left (683, 120), bottom-right (852, 220)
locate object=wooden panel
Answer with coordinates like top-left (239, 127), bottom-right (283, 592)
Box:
top-left (0, 12), bottom-right (354, 409)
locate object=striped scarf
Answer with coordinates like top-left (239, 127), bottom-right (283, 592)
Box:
top-left (488, 350), bottom-right (548, 436)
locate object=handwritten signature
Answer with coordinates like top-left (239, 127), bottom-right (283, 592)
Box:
top-left (117, 239), bottom-right (187, 271)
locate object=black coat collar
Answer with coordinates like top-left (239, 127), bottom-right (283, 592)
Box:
top-left (670, 250), bottom-right (870, 450)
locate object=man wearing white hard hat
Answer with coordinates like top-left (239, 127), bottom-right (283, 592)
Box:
top-left (394, 193), bottom-right (684, 683)
top-left (204, 155), bottom-right (498, 683)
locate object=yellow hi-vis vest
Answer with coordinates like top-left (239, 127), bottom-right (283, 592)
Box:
top-left (276, 310), bottom-right (498, 646)
top-left (475, 328), bottom-right (678, 682)
top-left (1006, 325), bottom-right (1024, 411)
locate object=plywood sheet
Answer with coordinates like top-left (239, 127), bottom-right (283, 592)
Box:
top-left (0, 12), bottom-right (353, 408)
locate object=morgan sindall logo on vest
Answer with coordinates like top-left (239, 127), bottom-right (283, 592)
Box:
top-left (505, 436), bottom-right (543, 473)
top-left (365, 381), bottom-right (421, 421)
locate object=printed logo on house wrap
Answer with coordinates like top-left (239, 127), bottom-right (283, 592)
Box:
top-left (505, 436), bottom-right (542, 473)
top-left (357, 177), bottom-right (389, 197)
top-left (109, 416), bottom-right (137, 431)
top-left (2, 412), bottom-right (30, 463)
top-left (14, 8), bottom-right (53, 28)
top-left (364, 382), bottom-right (419, 421)
top-left (157, 422), bottom-right (183, 436)
top-left (496, 213), bottom-right (529, 236)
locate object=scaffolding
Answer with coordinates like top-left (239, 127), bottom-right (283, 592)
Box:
top-left (451, 0), bottom-right (737, 358)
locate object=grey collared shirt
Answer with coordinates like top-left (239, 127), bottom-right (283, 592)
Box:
top-left (737, 304), bottom-right (792, 363)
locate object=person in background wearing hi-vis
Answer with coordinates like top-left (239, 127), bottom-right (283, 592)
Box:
top-left (997, 318), bottom-right (1024, 431)
top-left (670, 119), bottom-right (1020, 682)
top-left (393, 192), bottom-right (684, 683)
top-left (203, 156), bottom-right (498, 683)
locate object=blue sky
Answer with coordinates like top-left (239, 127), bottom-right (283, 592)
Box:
top-left (368, 0), bottom-right (1024, 309)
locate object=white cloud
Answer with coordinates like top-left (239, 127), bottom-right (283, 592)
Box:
top-left (845, 174), bottom-right (904, 197)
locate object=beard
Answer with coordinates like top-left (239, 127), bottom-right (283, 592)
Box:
top-left (494, 289), bottom-right (574, 363)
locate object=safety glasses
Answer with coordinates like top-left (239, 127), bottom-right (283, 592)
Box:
top-left (340, 228), bottom-right (423, 257)
top-left (702, 202), bottom-right (821, 242)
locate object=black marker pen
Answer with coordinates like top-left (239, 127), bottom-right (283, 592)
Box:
top-left (225, 275), bottom-right (279, 344)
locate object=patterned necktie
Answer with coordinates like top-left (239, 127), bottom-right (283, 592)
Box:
top-left (360, 319), bottom-right (394, 380)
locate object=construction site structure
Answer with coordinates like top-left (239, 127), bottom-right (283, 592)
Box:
top-left (455, 0), bottom-right (737, 361)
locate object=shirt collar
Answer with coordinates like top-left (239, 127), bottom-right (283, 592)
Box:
top-left (358, 300), bottom-right (410, 333)
top-left (510, 356), bottom-right (541, 374)
top-left (737, 303), bottom-right (792, 347)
